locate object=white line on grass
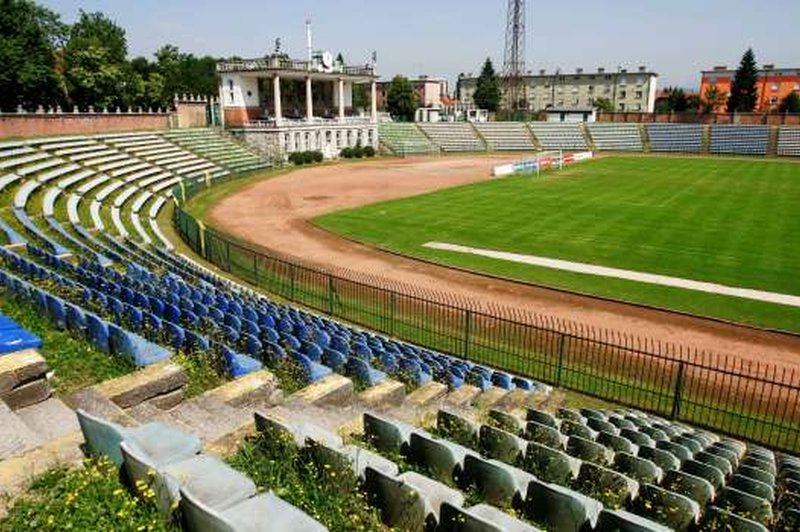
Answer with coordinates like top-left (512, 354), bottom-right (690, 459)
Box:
top-left (423, 242), bottom-right (800, 308)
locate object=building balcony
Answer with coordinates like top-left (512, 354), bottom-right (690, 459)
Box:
top-left (218, 56), bottom-right (376, 78)
top-left (240, 116), bottom-right (376, 129)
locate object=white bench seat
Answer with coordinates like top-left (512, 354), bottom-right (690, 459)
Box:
top-left (67, 194), bottom-right (81, 224)
top-left (95, 180), bottom-right (126, 202)
top-left (57, 169), bottom-right (95, 190)
top-left (77, 174), bottom-right (111, 194)
top-left (90, 200), bottom-right (104, 230)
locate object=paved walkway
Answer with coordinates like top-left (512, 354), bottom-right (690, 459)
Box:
top-left (423, 242), bottom-right (800, 308)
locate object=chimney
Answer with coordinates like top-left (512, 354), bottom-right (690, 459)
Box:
top-left (539, 69), bottom-right (546, 75)
top-left (576, 67), bottom-right (583, 74)
top-left (713, 66), bottom-right (727, 71)
top-left (638, 66), bottom-right (646, 73)
top-left (598, 67), bottom-right (605, 74)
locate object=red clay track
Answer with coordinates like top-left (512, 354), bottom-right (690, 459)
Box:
top-left (209, 156), bottom-right (800, 375)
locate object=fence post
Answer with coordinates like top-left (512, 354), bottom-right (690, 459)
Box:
top-left (556, 333), bottom-right (568, 387)
top-left (389, 291), bottom-right (396, 337)
top-left (289, 263), bottom-right (296, 302)
top-left (252, 254), bottom-right (258, 286)
top-left (671, 362), bottom-right (686, 419)
top-left (463, 310), bottom-right (472, 358)
top-left (327, 274), bottom-right (335, 315)
top-left (197, 220), bottom-right (206, 259)
top-left (226, 240), bottom-right (231, 272)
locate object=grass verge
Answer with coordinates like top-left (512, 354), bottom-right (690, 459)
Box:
top-left (0, 458), bottom-right (177, 532)
top-left (0, 294), bottom-right (134, 395)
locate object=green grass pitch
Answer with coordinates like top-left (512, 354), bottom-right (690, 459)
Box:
top-left (314, 156), bottom-right (800, 333)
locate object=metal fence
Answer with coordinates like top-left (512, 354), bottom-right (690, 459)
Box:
top-left (172, 176), bottom-right (800, 453)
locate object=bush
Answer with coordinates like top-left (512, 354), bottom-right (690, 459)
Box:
top-left (352, 144), bottom-right (364, 159)
top-left (288, 151), bottom-right (323, 165)
top-left (363, 146), bottom-right (376, 157)
top-left (340, 147), bottom-right (353, 159)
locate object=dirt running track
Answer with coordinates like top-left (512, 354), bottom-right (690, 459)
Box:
top-left (210, 156), bottom-right (800, 374)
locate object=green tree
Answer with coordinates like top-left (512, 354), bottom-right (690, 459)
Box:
top-left (655, 87), bottom-right (688, 113)
top-left (64, 11), bottom-right (129, 109)
top-left (386, 75), bottom-right (417, 121)
top-left (473, 58), bottom-right (501, 112)
top-left (727, 48), bottom-right (759, 113)
top-left (352, 83), bottom-right (368, 112)
top-left (779, 92), bottom-right (800, 113)
top-left (702, 85), bottom-right (727, 114)
top-left (0, 0), bottom-right (67, 110)
top-left (593, 97), bottom-right (614, 113)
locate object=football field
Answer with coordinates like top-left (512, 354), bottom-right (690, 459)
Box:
top-left (314, 156), bottom-right (800, 332)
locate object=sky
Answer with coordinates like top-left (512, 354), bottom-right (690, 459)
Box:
top-left (41, 0), bottom-right (800, 90)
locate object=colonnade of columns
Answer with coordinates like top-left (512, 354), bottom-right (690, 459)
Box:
top-left (271, 75), bottom-right (378, 124)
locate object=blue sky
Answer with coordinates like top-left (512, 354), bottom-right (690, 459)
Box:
top-left (42, 0), bottom-right (800, 89)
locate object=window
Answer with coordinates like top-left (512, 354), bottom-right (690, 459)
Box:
top-left (619, 90), bottom-right (627, 99)
top-left (770, 97), bottom-right (778, 105)
top-left (228, 79), bottom-right (234, 90)
top-left (619, 78), bottom-right (627, 86)
top-left (772, 84), bottom-right (779, 92)
top-left (635, 91), bottom-right (643, 99)
top-left (573, 98), bottom-right (580, 106)
top-left (619, 103), bottom-right (626, 111)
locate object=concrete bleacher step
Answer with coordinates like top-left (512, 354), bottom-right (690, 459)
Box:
top-left (290, 373), bottom-right (354, 406)
top-left (0, 401), bottom-right (42, 460)
top-left (473, 387), bottom-right (510, 409)
top-left (358, 379), bottom-right (406, 407)
top-left (14, 397), bottom-right (80, 444)
top-left (444, 384), bottom-right (482, 407)
top-left (88, 360), bottom-right (187, 409)
top-left (0, 349), bottom-right (51, 409)
top-left (167, 394), bottom-right (254, 444)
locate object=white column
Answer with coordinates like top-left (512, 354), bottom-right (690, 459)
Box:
top-left (306, 77), bottom-right (313, 122)
top-left (370, 81), bottom-right (378, 122)
top-left (273, 75), bottom-right (282, 123)
top-left (338, 78), bottom-right (345, 121)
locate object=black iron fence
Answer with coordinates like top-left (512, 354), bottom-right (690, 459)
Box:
top-left (172, 175), bottom-right (800, 453)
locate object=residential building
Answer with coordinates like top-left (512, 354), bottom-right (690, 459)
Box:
top-left (700, 65), bottom-right (800, 113)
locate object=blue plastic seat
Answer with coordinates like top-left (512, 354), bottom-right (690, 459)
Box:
top-left (321, 348), bottom-right (347, 371)
top-left (109, 324), bottom-right (171, 366)
top-left (45, 294), bottom-right (67, 330)
top-left (491, 371), bottom-right (515, 390)
top-left (291, 351), bottom-right (332, 382)
top-left (221, 345), bottom-right (263, 378)
top-left (86, 313), bottom-right (110, 353)
top-left (164, 321), bottom-right (185, 350)
top-left (303, 343), bottom-right (323, 362)
top-left (346, 356), bottom-right (386, 386)
top-left (399, 358), bottom-right (433, 386)
top-left (244, 334), bottom-right (263, 359)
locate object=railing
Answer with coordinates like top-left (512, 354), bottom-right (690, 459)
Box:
top-left (242, 117), bottom-right (377, 129)
top-left (172, 174), bottom-right (800, 453)
top-left (217, 57), bottom-right (375, 77)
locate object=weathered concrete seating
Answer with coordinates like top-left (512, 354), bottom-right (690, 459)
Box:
top-left (180, 487), bottom-right (329, 532)
top-left (717, 486), bottom-right (773, 526)
top-left (695, 450), bottom-right (733, 477)
top-left (409, 432), bottom-right (478, 484)
top-left (560, 419), bottom-right (598, 441)
top-left (702, 506), bottom-right (769, 532)
top-left (682, 459), bottom-right (725, 490)
top-left (574, 461), bottom-right (638, 509)
top-left (729, 473), bottom-right (774, 501)
top-left (621, 428), bottom-right (655, 449)
top-left (463, 454), bottom-right (535, 507)
top-left (479, 424), bottom-right (526, 465)
top-left (656, 440), bottom-right (692, 463)
top-left (364, 411), bottom-right (425, 455)
top-left (526, 408), bottom-right (559, 429)
top-left (638, 445), bottom-right (680, 472)
top-left (520, 440), bottom-right (581, 486)
top-left (253, 411), bottom-right (342, 450)
top-left (566, 436), bottom-right (614, 467)
top-left (364, 466), bottom-right (465, 531)
top-left (76, 408), bottom-right (200, 467)
top-left (440, 501), bottom-right (542, 532)
top-left (596, 508), bottom-right (672, 531)
top-left (437, 409), bottom-right (480, 448)
top-left (524, 420), bottom-right (566, 449)
top-left (306, 438), bottom-right (399, 480)
top-left (524, 478), bottom-right (603, 532)
top-left (613, 452), bottom-right (663, 484)
top-left (661, 469), bottom-right (715, 507)
top-left (632, 484), bottom-right (700, 531)
top-left (121, 440), bottom-right (255, 515)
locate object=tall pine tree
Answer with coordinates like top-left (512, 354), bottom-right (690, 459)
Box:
top-left (727, 48), bottom-right (759, 113)
top-left (473, 58), bottom-right (501, 112)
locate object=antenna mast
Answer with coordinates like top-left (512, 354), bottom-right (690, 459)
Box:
top-left (503, 0), bottom-right (527, 113)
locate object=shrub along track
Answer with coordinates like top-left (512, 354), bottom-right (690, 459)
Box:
top-left (208, 155), bottom-right (800, 383)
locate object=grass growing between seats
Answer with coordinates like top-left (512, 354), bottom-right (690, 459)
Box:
top-left (0, 294), bottom-right (134, 395)
top-left (227, 431), bottom-right (384, 531)
top-left (0, 458), bottom-right (178, 532)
